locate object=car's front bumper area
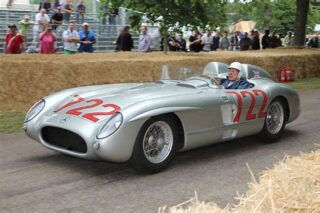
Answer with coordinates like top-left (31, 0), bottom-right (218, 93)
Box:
top-left (24, 114), bottom-right (146, 163)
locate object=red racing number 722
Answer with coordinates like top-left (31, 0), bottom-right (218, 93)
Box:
top-left (226, 89), bottom-right (268, 123)
top-left (54, 95), bottom-right (121, 122)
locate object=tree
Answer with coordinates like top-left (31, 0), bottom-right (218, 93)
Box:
top-left (293, 0), bottom-right (310, 46)
top-left (101, 0), bottom-right (226, 52)
top-left (226, 0), bottom-right (318, 36)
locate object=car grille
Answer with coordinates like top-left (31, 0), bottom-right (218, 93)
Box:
top-left (41, 126), bottom-right (87, 153)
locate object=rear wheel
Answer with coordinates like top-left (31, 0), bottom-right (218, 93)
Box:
top-left (131, 115), bottom-right (179, 173)
top-left (258, 98), bottom-right (287, 143)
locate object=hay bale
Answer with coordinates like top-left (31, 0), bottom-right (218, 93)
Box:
top-left (0, 49), bottom-right (319, 112)
top-left (234, 151), bottom-right (320, 212)
top-left (158, 192), bottom-right (229, 213)
top-left (159, 150), bottom-right (320, 213)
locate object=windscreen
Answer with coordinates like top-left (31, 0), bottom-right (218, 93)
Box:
top-left (160, 65), bottom-right (203, 80)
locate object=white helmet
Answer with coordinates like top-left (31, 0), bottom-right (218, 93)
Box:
top-left (228, 62), bottom-right (243, 72)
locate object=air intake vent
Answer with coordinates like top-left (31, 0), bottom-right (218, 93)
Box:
top-left (42, 127), bottom-right (87, 153)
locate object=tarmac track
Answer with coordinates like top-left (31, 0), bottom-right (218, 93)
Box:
top-left (0, 89), bottom-right (319, 213)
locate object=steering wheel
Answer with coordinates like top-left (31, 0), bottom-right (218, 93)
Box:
top-left (199, 74), bottom-right (220, 86)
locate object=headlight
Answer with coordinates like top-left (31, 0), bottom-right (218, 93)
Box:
top-left (24, 99), bottom-right (45, 123)
top-left (97, 113), bottom-right (123, 139)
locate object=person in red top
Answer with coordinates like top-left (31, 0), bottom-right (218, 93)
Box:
top-left (5, 24), bottom-right (24, 54)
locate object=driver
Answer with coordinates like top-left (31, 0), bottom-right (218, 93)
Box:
top-left (220, 62), bottom-right (253, 89)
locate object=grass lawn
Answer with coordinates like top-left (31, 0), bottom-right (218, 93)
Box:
top-left (0, 112), bottom-right (25, 134)
top-left (0, 77), bottom-right (319, 134)
top-left (287, 77), bottom-right (320, 90)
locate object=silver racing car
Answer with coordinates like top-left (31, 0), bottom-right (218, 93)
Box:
top-left (24, 62), bottom-right (300, 173)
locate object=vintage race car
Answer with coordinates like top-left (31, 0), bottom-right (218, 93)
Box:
top-left (24, 62), bottom-right (300, 173)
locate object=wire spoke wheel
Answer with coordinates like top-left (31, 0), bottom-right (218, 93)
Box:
top-left (266, 102), bottom-right (284, 135)
top-left (258, 98), bottom-right (287, 143)
top-left (143, 121), bottom-right (173, 164)
top-left (131, 115), bottom-right (179, 173)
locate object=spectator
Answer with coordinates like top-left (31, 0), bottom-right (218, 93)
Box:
top-left (52, 0), bottom-right (61, 12)
top-left (62, 21), bottom-right (79, 55)
top-left (230, 31), bottom-right (240, 51)
top-left (35, 8), bottom-right (50, 33)
top-left (240, 32), bottom-right (251, 51)
top-left (76, 0), bottom-right (86, 24)
top-left (167, 32), bottom-right (180, 51)
top-left (109, 8), bottom-right (119, 25)
top-left (251, 30), bottom-right (260, 50)
top-left (201, 30), bottom-right (213, 52)
top-left (50, 6), bottom-right (63, 31)
top-left (6, 0), bottom-right (14, 8)
top-left (269, 32), bottom-right (281, 48)
top-left (63, 0), bottom-right (74, 24)
top-left (39, 0), bottom-right (51, 13)
top-left (277, 33), bottom-right (282, 47)
top-left (219, 31), bottom-right (230, 50)
top-left (262, 29), bottom-right (270, 49)
top-left (115, 26), bottom-right (133, 51)
top-left (19, 15), bottom-right (34, 39)
top-left (211, 31), bottom-right (220, 51)
top-left (305, 35), bottom-right (311, 46)
top-left (248, 30), bottom-right (254, 40)
top-left (284, 31), bottom-right (294, 47)
top-left (177, 32), bottom-right (186, 52)
top-left (39, 24), bottom-right (56, 54)
top-left (278, 33), bottom-right (284, 46)
top-left (4, 24), bottom-right (24, 54)
top-left (189, 30), bottom-right (202, 52)
top-left (78, 22), bottom-right (96, 53)
top-left (138, 26), bottom-right (152, 52)
top-left (307, 36), bottom-right (319, 48)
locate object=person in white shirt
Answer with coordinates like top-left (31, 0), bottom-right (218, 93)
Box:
top-left (31, 8), bottom-right (50, 51)
top-left (63, 21), bottom-right (80, 54)
top-left (35, 9), bottom-right (50, 33)
top-left (138, 26), bottom-right (152, 52)
top-left (201, 30), bottom-right (213, 52)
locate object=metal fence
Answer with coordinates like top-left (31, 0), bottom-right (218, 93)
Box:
top-left (0, 8), bottom-right (161, 53)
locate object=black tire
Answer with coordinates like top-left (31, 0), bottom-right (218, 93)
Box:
top-left (130, 115), bottom-right (179, 174)
top-left (258, 98), bottom-right (288, 143)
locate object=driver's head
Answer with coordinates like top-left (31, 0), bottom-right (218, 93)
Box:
top-left (228, 62), bottom-right (243, 81)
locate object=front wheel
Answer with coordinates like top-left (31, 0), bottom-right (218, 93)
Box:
top-left (258, 98), bottom-right (287, 143)
top-left (130, 115), bottom-right (179, 174)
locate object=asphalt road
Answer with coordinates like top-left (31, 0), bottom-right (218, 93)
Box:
top-left (1, 89), bottom-right (319, 213)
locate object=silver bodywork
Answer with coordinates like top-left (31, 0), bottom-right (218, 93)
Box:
top-left (24, 62), bottom-right (300, 163)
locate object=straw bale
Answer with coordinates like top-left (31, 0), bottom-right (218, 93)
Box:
top-left (0, 49), bottom-right (319, 112)
top-left (159, 150), bottom-right (320, 213)
top-left (234, 151), bottom-right (320, 212)
top-left (158, 192), bottom-right (229, 213)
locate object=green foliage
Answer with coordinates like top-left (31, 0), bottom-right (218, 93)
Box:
top-left (100, 0), bottom-right (226, 30)
top-left (269, 0), bottom-right (296, 33)
top-left (225, 0), bottom-right (319, 34)
top-left (225, 0), bottom-right (252, 24)
top-left (307, 4), bottom-right (320, 33)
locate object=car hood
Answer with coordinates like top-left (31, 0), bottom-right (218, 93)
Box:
top-left (48, 82), bottom-right (204, 123)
